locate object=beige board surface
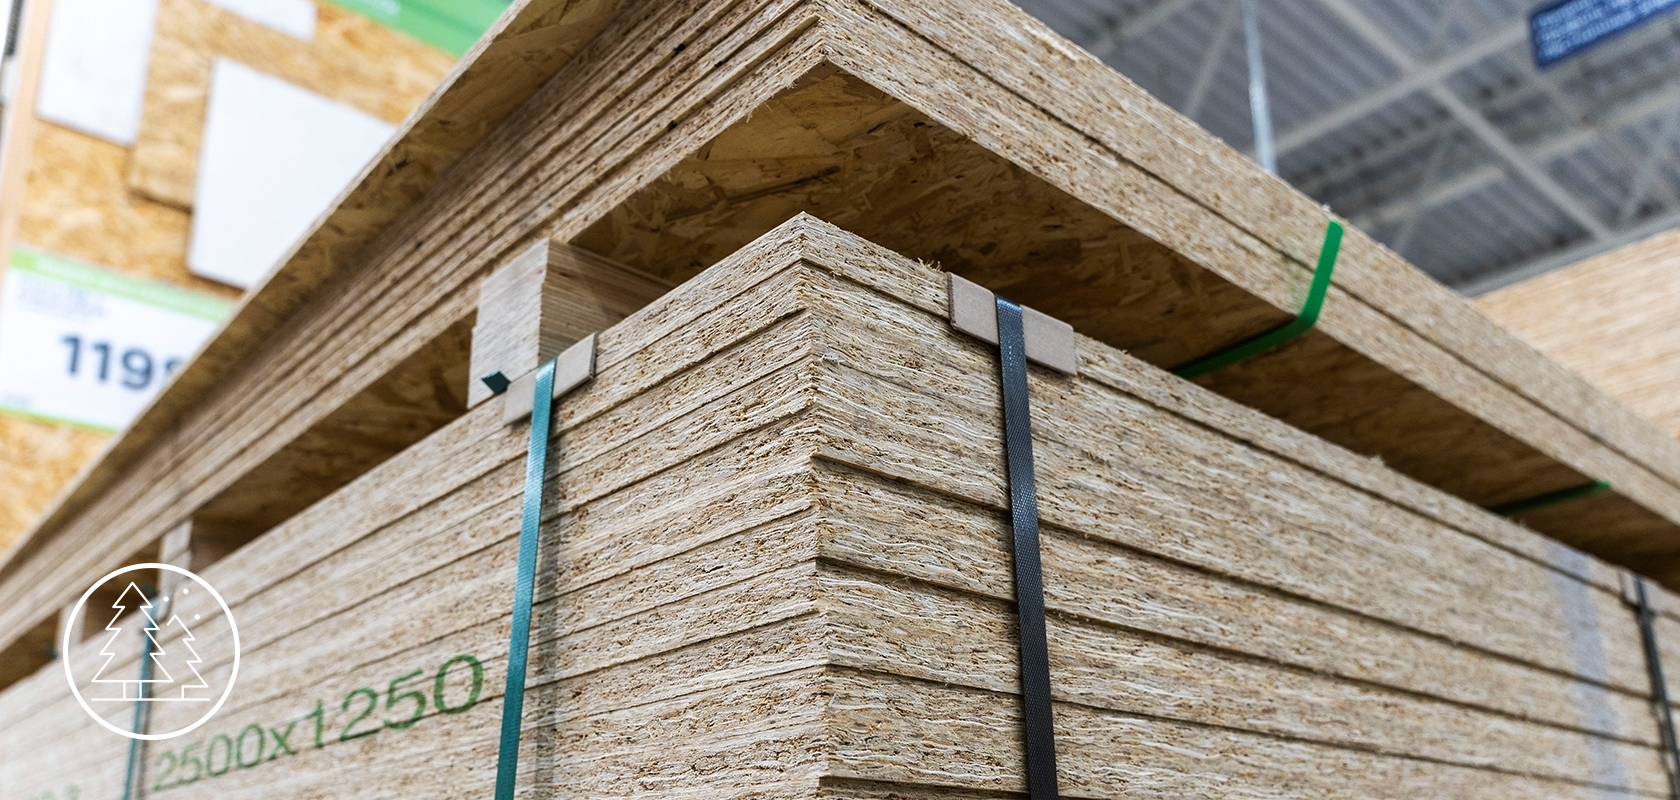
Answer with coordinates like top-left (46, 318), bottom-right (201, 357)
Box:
top-left (14, 123), bottom-right (211, 291)
top-left (1478, 230), bottom-right (1680, 440)
top-left (4, 217), bottom-right (1675, 798)
top-left (7, 0), bottom-right (1680, 792)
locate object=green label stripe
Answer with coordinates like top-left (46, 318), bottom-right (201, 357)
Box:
top-left (0, 402), bottom-right (119, 433)
top-left (322, 0), bottom-right (512, 56)
top-left (9, 248), bottom-right (233, 322)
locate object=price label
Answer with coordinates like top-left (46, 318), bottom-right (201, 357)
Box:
top-left (0, 249), bottom-right (231, 431)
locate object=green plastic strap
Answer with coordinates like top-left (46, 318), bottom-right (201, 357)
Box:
top-left (1489, 480), bottom-right (1611, 517)
top-left (1174, 221), bottom-right (1344, 380)
top-left (494, 359), bottom-right (556, 800)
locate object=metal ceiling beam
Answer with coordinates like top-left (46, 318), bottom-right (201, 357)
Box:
top-left (1422, 0), bottom-right (1470, 58)
top-left (1084, 0), bottom-right (1205, 61)
top-left (1390, 131), bottom-right (1456, 256)
top-left (1273, 18), bottom-right (1527, 155)
top-left (1312, 0), bottom-right (1609, 237)
top-left (1350, 82), bottom-right (1680, 228)
top-left (1293, 87), bottom-right (1542, 197)
top-left (1617, 104), bottom-right (1680, 224)
top-left (1295, 15), bottom-right (1680, 198)
top-left (1242, 0), bottom-right (1275, 172)
top-left (1180, 0), bottom-right (1238, 120)
top-left (1459, 202), bottom-right (1680, 295)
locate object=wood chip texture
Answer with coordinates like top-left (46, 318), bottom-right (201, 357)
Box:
top-left (3, 216), bottom-right (1677, 799)
top-left (1478, 230), bottom-right (1680, 440)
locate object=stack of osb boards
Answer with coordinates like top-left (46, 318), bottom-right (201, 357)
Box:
top-left (1478, 230), bottom-right (1680, 441)
top-left (2, 0), bottom-right (1680, 796)
top-left (6, 216), bottom-right (1680, 798)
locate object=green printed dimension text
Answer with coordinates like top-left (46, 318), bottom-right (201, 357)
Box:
top-left (150, 654), bottom-right (484, 791)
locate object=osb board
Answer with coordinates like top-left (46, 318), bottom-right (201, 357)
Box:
top-left (4, 218), bottom-right (1669, 799)
top-left (0, 416), bottom-right (106, 553)
top-left (844, 0), bottom-right (1680, 491)
top-left (13, 122), bottom-right (234, 296)
top-left (569, 56), bottom-right (1680, 558)
top-left (127, 0), bottom-right (456, 209)
top-left (0, 0), bottom-right (827, 631)
top-left (1478, 230), bottom-right (1680, 440)
top-left (574, 67), bottom-right (1289, 369)
top-left (0, 227), bottom-right (841, 796)
top-left (2, 0), bottom-right (629, 581)
top-left (6, 0), bottom-right (1680, 690)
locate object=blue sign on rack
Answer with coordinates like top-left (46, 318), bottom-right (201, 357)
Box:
top-left (1532, 0), bottom-right (1680, 67)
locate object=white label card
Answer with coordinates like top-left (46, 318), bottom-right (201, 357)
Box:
top-left (36, 0), bottom-right (160, 145)
top-left (202, 0), bottom-right (315, 40)
top-left (0, 249), bottom-right (232, 431)
top-left (188, 59), bottom-right (394, 289)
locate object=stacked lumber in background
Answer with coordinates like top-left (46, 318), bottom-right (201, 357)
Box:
top-left (0, 0), bottom-right (454, 550)
top-left (1478, 230), bottom-right (1680, 441)
top-left (7, 216), bottom-right (1680, 798)
top-left (5, 0), bottom-right (1680, 796)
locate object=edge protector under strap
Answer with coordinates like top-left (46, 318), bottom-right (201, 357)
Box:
top-left (502, 334), bottom-right (598, 426)
top-left (995, 296), bottom-right (1060, 800)
top-left (1625, 573), bottom-right (1680, 797)
top-left (950, 275), bottom-right (1078, 375)
top-left (1173, 220), bottom-right (1344, 380)
top-left (494, 358), bottom-right (557, 800)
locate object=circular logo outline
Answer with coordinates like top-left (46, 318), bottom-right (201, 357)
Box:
top-left (62, 563), bottom-right (241, 741)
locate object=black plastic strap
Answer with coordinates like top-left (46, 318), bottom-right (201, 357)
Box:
top-left (1633, 576), bottom-right (1680, 797)
top-left (995, 296), bottom-right (1060, 800)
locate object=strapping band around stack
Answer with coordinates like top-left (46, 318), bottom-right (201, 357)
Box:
top-left (494, 358), bottom-right (557, 800)
top-left (995, 296), bottom-right (1060, 799)
top-left (1630, 576), bottom-right (1680, 798)
top-left (121, 597), bottom-right (159, 800)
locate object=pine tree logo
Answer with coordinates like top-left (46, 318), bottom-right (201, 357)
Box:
top-left (158, 613), bottom-right (211, 700)
top-left (89, 582), bottom-right (173, 702)
top-left (64, 563), bottom-right (241, 740)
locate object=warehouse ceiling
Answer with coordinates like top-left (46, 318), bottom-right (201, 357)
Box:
top-left (1014, 0), bottom-right (1680, 294)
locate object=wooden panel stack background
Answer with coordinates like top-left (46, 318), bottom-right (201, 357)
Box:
top-left (6, 0), bottom-right (1680, 796)
top-left (0, 0), bottom-right (455, 552)
top-left (1478, 230), bottom-right (1680, 441)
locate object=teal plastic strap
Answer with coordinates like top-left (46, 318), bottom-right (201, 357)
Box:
top-left (494, 359), bottom-right (556, 800)
top-left (1174, 221), bottom-right (1344, 380)
top-left (122, 587), bottom-right (167, 800)
top-left (1489, 480), bottom-right (1611, 517)
top-left (121, 617), bottom-right (155, 800)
